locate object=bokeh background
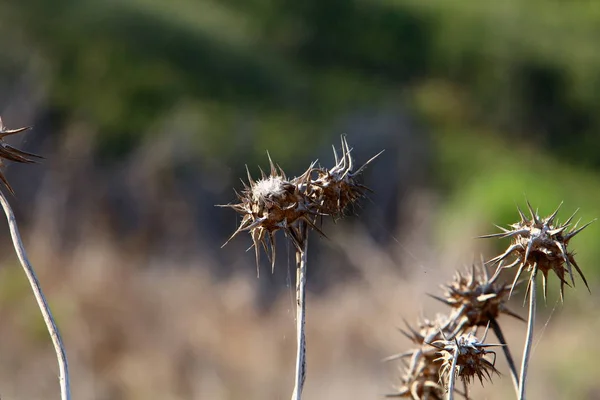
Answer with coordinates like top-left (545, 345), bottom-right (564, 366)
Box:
top-left (0, 1), bottom-right (600, 399)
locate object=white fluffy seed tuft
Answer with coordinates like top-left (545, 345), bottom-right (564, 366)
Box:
top-left (252, 175), bottom-right (286, 202)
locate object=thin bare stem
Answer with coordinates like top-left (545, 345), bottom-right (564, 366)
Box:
top-left (446, 345), bottom-right (459, 400)
top-left (518, 269), bottom-right (537, 400)
top-left (291, 222), bottom-right (308, 400)
top-left (490, 317), bottom-right (519, 397)
top-left (0, 190), bottom-right (71, 400)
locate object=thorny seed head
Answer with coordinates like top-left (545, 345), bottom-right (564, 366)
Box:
top-left (386, 357), bottom-right (444, 400)
top-left (219, 153), bottom-right (319, 276)
top-left (220, 136), bottom-right (382, 275)
top-left (481, 201), bottom-right (594, 301)
top-left (432, 331), bottom-right (501, 388)
top-left (429, 262), bottom-right (523, 332)
top-left (386, 316), bottom-right (454, 400)
top-left (307, 135), bottom-right (383, 218)
top-left (399, 315), bottom-right (455, 348)
top-left (0, 116), bottom-right (43, 195)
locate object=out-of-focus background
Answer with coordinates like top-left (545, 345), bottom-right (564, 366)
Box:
top-left (0, 1), bottom-right (599, 399)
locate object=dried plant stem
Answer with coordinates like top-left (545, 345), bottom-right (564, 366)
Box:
top-left (446, 345), bottom-right (459, 400)
top-left (518, 268), bottom-right (537, 400)
top-left (0, 190), bottom-right (71, 400)
top-left (291, 222), bottom-right (308, 400)
top-left (490, 317), bottom-right (519, 396)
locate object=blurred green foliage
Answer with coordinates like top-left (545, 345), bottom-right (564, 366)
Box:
top-left (3, 0), bottom-right (600, 283)
top-left (4, 0), bottom-right (600, 160)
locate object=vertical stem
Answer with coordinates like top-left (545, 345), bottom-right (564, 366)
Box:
top-left (291, 222), bottom-right (308, 400)
top-left (446, 346), bottom-right (459, 400)
top-left (518, 269), bottom-right (537, 400)
top-left (0, 190), bottom-right (71, 400)
top-left (490, 317), bottom-right (519, 397)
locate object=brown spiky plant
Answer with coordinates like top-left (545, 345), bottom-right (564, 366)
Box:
top-left (429, 262), bottom-right (523, 392)
top-left (0, 117), bottom-right (70, 400)
top-left (221, 136), bottom-right (381, 400)
top-left (387, 201), bottom-right (592, 400)
top-left (387, 262), bottom-right (521, 400)
top-left (385, 315), bottom-right (452, 399)
top-left (432, 329), bottom-right (502, 394)
top-left (481, 201), bottom-right (594, 400)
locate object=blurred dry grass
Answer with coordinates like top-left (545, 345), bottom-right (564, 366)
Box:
top-left (0, 116), bottom-right (591, 400)
top-left (0, 190), bottom-right (595, 399)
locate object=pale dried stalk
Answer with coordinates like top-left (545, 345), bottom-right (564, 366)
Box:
top-left (446, 346), bottom-right (458, 400)
top-left (291, 222), bottom-right (308, 400)
top-left (0, 190), bottom-right (71, 400)
top-left (518, 268), bottom-right (537, 400)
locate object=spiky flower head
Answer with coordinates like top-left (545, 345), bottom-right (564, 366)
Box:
top-left (0, 116), bottom-right (43, 195)
top-left (481, 201), bottom-right (594, 300)
top-left (220, 154), bottom-right (320, 275)
top-left (387, 358), bottom-right (444, 400)
top-left (398, 315), bottom-right (455, 348)
top-left (308, 136), bottom-right (383, 218)
top-left (430, 263), bottom-right (523, 332)
top-left (386, 316), bottom-right (453, 400)
top-left (433, 331), bottom-right (501, 387)
top-left (221, 136), bottom-right (381, 275)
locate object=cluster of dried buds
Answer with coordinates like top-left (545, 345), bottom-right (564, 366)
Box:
top-left (387, 263), bottom-right (516, 399)
top-left (221, 136), bottom-right (382, 274)
top-left (388, 202), bottom-right (592, 399)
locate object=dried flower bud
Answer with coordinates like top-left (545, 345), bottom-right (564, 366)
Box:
top-left (220, 153), bottom-right (322, 275)
top-left (481, 201), bottom-right (594, 300)
top-left (430, 263), bottom-right (523, 332)
top-left (386, 316), bottom-right (453, 400)
top-left (387, 358), bottom-right (444, 400)
top-left (308, 136), bottom-right (382, 218)
top-left (433, 332), bottom-right (501, 387)
top-left (0, 117), bottom-right (43, 195)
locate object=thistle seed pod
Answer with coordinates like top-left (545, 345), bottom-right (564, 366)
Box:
top-left (0, 117), bottom-right (43, 195)
top-left (481, 201), bottom-right (594, 300)
top-left (220, 154), bottom-right (321, 275)
top-left (433, 331), bottom-right (501, 387)
top-left (387, 357), bottom-right (444, 400)
top-left (221, 136), bottom-right (382, 275)
top-left (386, 316), bottom-right (453, 400)
top-left (429, 263), bottom-right (523, 333)
top-left (308, 136), bottom-right (382, 218)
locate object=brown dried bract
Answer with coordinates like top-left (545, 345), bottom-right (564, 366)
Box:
top-left (0, 117), bottom-right (43, 195)
top-left (481, 201), bottom-right (594, 300)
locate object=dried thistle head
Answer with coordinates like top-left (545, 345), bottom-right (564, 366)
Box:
top-left (481, 201), bottom-right (594, 300)
top-left (430, 262), bottom-right (523, 332)
top-left (0, 117), bottom-right (43, 195)
top-left (221, 136), bottom-right (382, 274)
top-left (220, 154), bottom-right (321, 275)
top-left (386, 316), bottom-right (453, 400)
top-left (387, 357), bottom-right (444, 400)
top-left (308, 136), bottom-right (382, 218)
top-left (399, 315), bottom-right (455, 348)
top-left (433, 331), bottom-right (501, 388)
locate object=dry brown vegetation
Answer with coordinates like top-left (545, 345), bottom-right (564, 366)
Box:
top-left (0, 120), bottom-right (596, 400)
